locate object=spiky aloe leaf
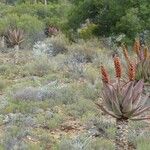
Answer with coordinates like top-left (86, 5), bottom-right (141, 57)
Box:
top-left (131, 116), bottom-right (150, 121)
top-left (102, 91), bottom-right (113, 111)
top-left (132, 93), bottom-right (142, 109)
top-left (123, 105), bottom-right (142, 118)
top-left (132, 106), bottom-right (150, 117)
top-left (95, 102), bottom-right (121, 118)
top-left (102, 84), bottom-right (114, 108)
top-left (111, 87), bottom-right (122, 115)
top-left (122, 82), bottom-right (134, 113)
top-left (134, 94), bottom-right (149, 108)
top-left (132, 80), bottom-right (144, 100)
top-left (102, 83), bottom-right (122, 115)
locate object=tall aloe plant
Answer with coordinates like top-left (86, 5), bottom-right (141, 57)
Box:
top-left (97, 56), bottom-right (150, 150)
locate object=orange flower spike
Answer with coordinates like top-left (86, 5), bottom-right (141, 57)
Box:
top-left (128, 63), bottom-right (136, 81)
top-left (113, 56), bottom-right (122, 78)
top-left (122, 44), bottom-right (130, 63)
top-left (144, 46), bottom-right (149, 60)
top-left (133, 40), bottom-right (140, 57)
top-left (100, 65), bottom-right (110, 83)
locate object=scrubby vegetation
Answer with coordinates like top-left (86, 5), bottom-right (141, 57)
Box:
top-left (0, 0), bottom-right (149, 150)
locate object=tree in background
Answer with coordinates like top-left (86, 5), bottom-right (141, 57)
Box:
top-left (66, 0), bottom-right (150, 42)
top-left (0, 0), bottom-right (58, 4)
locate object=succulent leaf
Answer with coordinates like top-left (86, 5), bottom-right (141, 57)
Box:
top-left (95, 102), bottom-right (121, 118)
top-left (131, 116), bottom-right (150, 121)
top-left (132, 106), bottom-right (150, 117)
top-left (122, 82), bottom-right (133, 111)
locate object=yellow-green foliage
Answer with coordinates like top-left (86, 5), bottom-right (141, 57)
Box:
top-left (78, 23), bottom-right (98, 40)
top-left (0, 80), bottom-right (7, 91)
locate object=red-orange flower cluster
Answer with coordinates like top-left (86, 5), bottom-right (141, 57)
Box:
top-left (122, 45), bottom-right (130, 63)
top-left (128, 63), bottom-right (136, 81)
top-left (100, 65), bottom-right (110, 83)
top-left (113, 56), bottom-right (122, 78)
top-left (144, 46), bottom-right (149, 60)
top-left (133, 40), bottom-right (140, 57)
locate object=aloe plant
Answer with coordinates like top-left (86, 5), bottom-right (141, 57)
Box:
top-left (45, 26), bottom-right (59, 37)
top-left (122, 40), bottom-right (150, 83)
top-left (133, 40), bottom-right (150, 83)
top-left (97, 56), bottom-right (150, 150)
top-left (5, 28), bottom-right (24, 50)
top-left (122, 40), bottom-right (150, 103)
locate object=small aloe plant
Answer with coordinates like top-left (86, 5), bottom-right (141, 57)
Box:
top-left (5, 28), bottom-right (24, 50)
top-left (45, 26), bottom-right (59, 37)
top-left (97, 56), bottom-right (150, 150)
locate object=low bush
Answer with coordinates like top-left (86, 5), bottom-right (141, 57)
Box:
top-left (13, 86), bottom-right (54, 101)
top-left (0, 80), bottom-right (7, 91)
top-left (49, 33), bottom-right (69, 56)
top-left (79, 82), bottom-right (100, 101)
top-left (83, 64), bottom-right (99, 84)
top-left (12, 81), bottom-right (79, 105)
top-left (78, 22), bottom-right (98, 40)
top-left (68, 39), bottom-right (102, 63)
top-left (24, 56), bottom-right (52, 77)
top-left (33, 33), bottom-right (68, 57)
top-left (66, 99), bottom-right (96, 118)
top-left (3, 126), bottom-right (29, 150)
top-left (0, 64), bottom-right (9, 75)
top-left (18, 14), bottom-right (44, 44)
top-left (57, 134), bottom-right (92, 150)
top-left (63, 59), bottom-right (86, 79)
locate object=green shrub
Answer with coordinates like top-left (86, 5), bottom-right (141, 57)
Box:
top-left (84, 64), bottom-right (99, 84)
top-left (57, 134), bottom-right (92, 150)
top-left (78, 23), bottom-right (98, 40)
top-left (0, 14), bottom-right (19, 35)
top-left (137, 137), bottom-right (150, 150)
top-left (0, 64), bottom-right (9, 75)
top-left (24, 57), bottom-right (51, 77)
top-left (68, 39), bottom-right (102, 63)
top-left (66, 99), bottom-right (96, 118)
top-left (91, 138), bottom-right (114, 150)
top-left (79, 83), bottom-right (100, 101)
top-left (52, 84), bottom-right (78, 105)
top-left (9, 2), bottom-right (68, 29)
top-left (18, 14), bottom-right (44, 43)
top-left (0, 80), bottom-right (7, 91)
top-left (48, 33), bottom-right (69, 55)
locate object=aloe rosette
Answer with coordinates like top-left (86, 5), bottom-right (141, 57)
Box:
top-left (97, 56), bottom-right (150, 150)
top-left (101, 80), bottom-right (149, 120)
